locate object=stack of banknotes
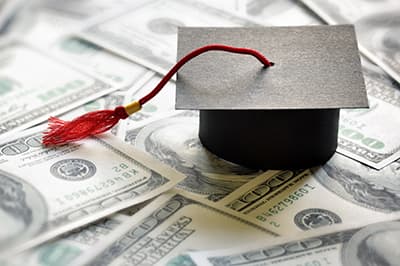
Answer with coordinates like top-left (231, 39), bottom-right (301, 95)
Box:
top-left (0, 0), bottom-right (399, 265)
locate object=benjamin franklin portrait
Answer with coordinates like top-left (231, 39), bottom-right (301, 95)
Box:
top-left (127, 114), bottom-right (262, 201)
top-left (312, 153), bottom-right (400, 211)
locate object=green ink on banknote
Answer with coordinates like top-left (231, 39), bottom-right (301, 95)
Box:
top-left (60, 38), bottom-right (98, 54)
top-left (37, 80), bottom-right (86, 102)
top-left (38, 243), bottom-right (81, 266)
top-left (339, 125), bottom-right (384, 149)
top-left (143, 104), bottom-right (158, 112)
top-left (0, 77), bottom-right (18, 95)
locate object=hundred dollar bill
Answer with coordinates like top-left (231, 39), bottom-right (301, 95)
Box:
top-left (0, 41), bottom-right (117, 141)
top-left (125, 111), bottom-right (264, 202)
top-left (213, 153), bottom-right (400, 235)
top-left (188, 216), bottom-right (400, 266)
top-left (0, 126), bottom-right (184, 257)
top-left (74, 191), bottom-right (277, 266)
top-left (338, 60), bottom-right (400, 169)
top-left (2, 214), bottom-right (129, 266)
top-left (301, 0), bottom-right (400, 84)
top-left (2, 200), bottom-right (151, 266)
top-left (49, 37), bottom-right (153, 89)
top-left (78, 0), bottom-right (258, 76)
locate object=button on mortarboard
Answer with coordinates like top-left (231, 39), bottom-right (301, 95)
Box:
top-left (176, 26), bottom-right (368, 170)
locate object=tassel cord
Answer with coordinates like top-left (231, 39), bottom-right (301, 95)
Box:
top-left (138, 44), bottom-right (274, 105)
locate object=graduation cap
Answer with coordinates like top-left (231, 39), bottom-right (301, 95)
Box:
top-left (176, 25), bottom-right (367, 169)
top-left (43, 25), bottom-right (367, 170)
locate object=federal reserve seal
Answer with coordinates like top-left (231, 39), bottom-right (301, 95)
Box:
top-left (294, 208), bottom-right (342, 231)
top-left (50, 159), bottom-right (96, 181)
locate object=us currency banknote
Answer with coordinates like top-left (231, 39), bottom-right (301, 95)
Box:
top-left (213, 153), bottom-right (400, 235)
top-left (2, 200), bottom-right (152, 266)
top-left (301, 0), bottom-right (400, 85)
top-left (0, 126), bottom-right (184, 257)
top-left (78, 0), bottom-right (258, 76)
top-left (74, 191), bottom-right (277, 266)
top-left (49, 37), bottom-right (153, 89)
top-left (0, 41), bottom-right (117, 141)
top-left (338, 60), bottom-right (400, 169)
top-left (188, 216), bottom-right (400, 266)
top-left (2, 214), bottom-right (129, 266)
top-left (125, 111), bottom-right (264, 202)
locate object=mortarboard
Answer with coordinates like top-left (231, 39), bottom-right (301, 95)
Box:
top-left (43, 25), bottom-right (367, 170)
top-left (175, 26), bottom-right (367, 169)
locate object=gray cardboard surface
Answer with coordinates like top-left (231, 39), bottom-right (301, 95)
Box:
top-left (176, 25), bottom-right (368, 110)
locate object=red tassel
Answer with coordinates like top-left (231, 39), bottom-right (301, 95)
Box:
top-left (42, 106), bottom-right (128, 145)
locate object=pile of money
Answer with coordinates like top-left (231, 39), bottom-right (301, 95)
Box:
top-left (0, 0), bottom-right (399, 265)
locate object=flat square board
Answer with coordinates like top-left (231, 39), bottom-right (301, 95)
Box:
top-left (176, 25), bottom-right (368, 110)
